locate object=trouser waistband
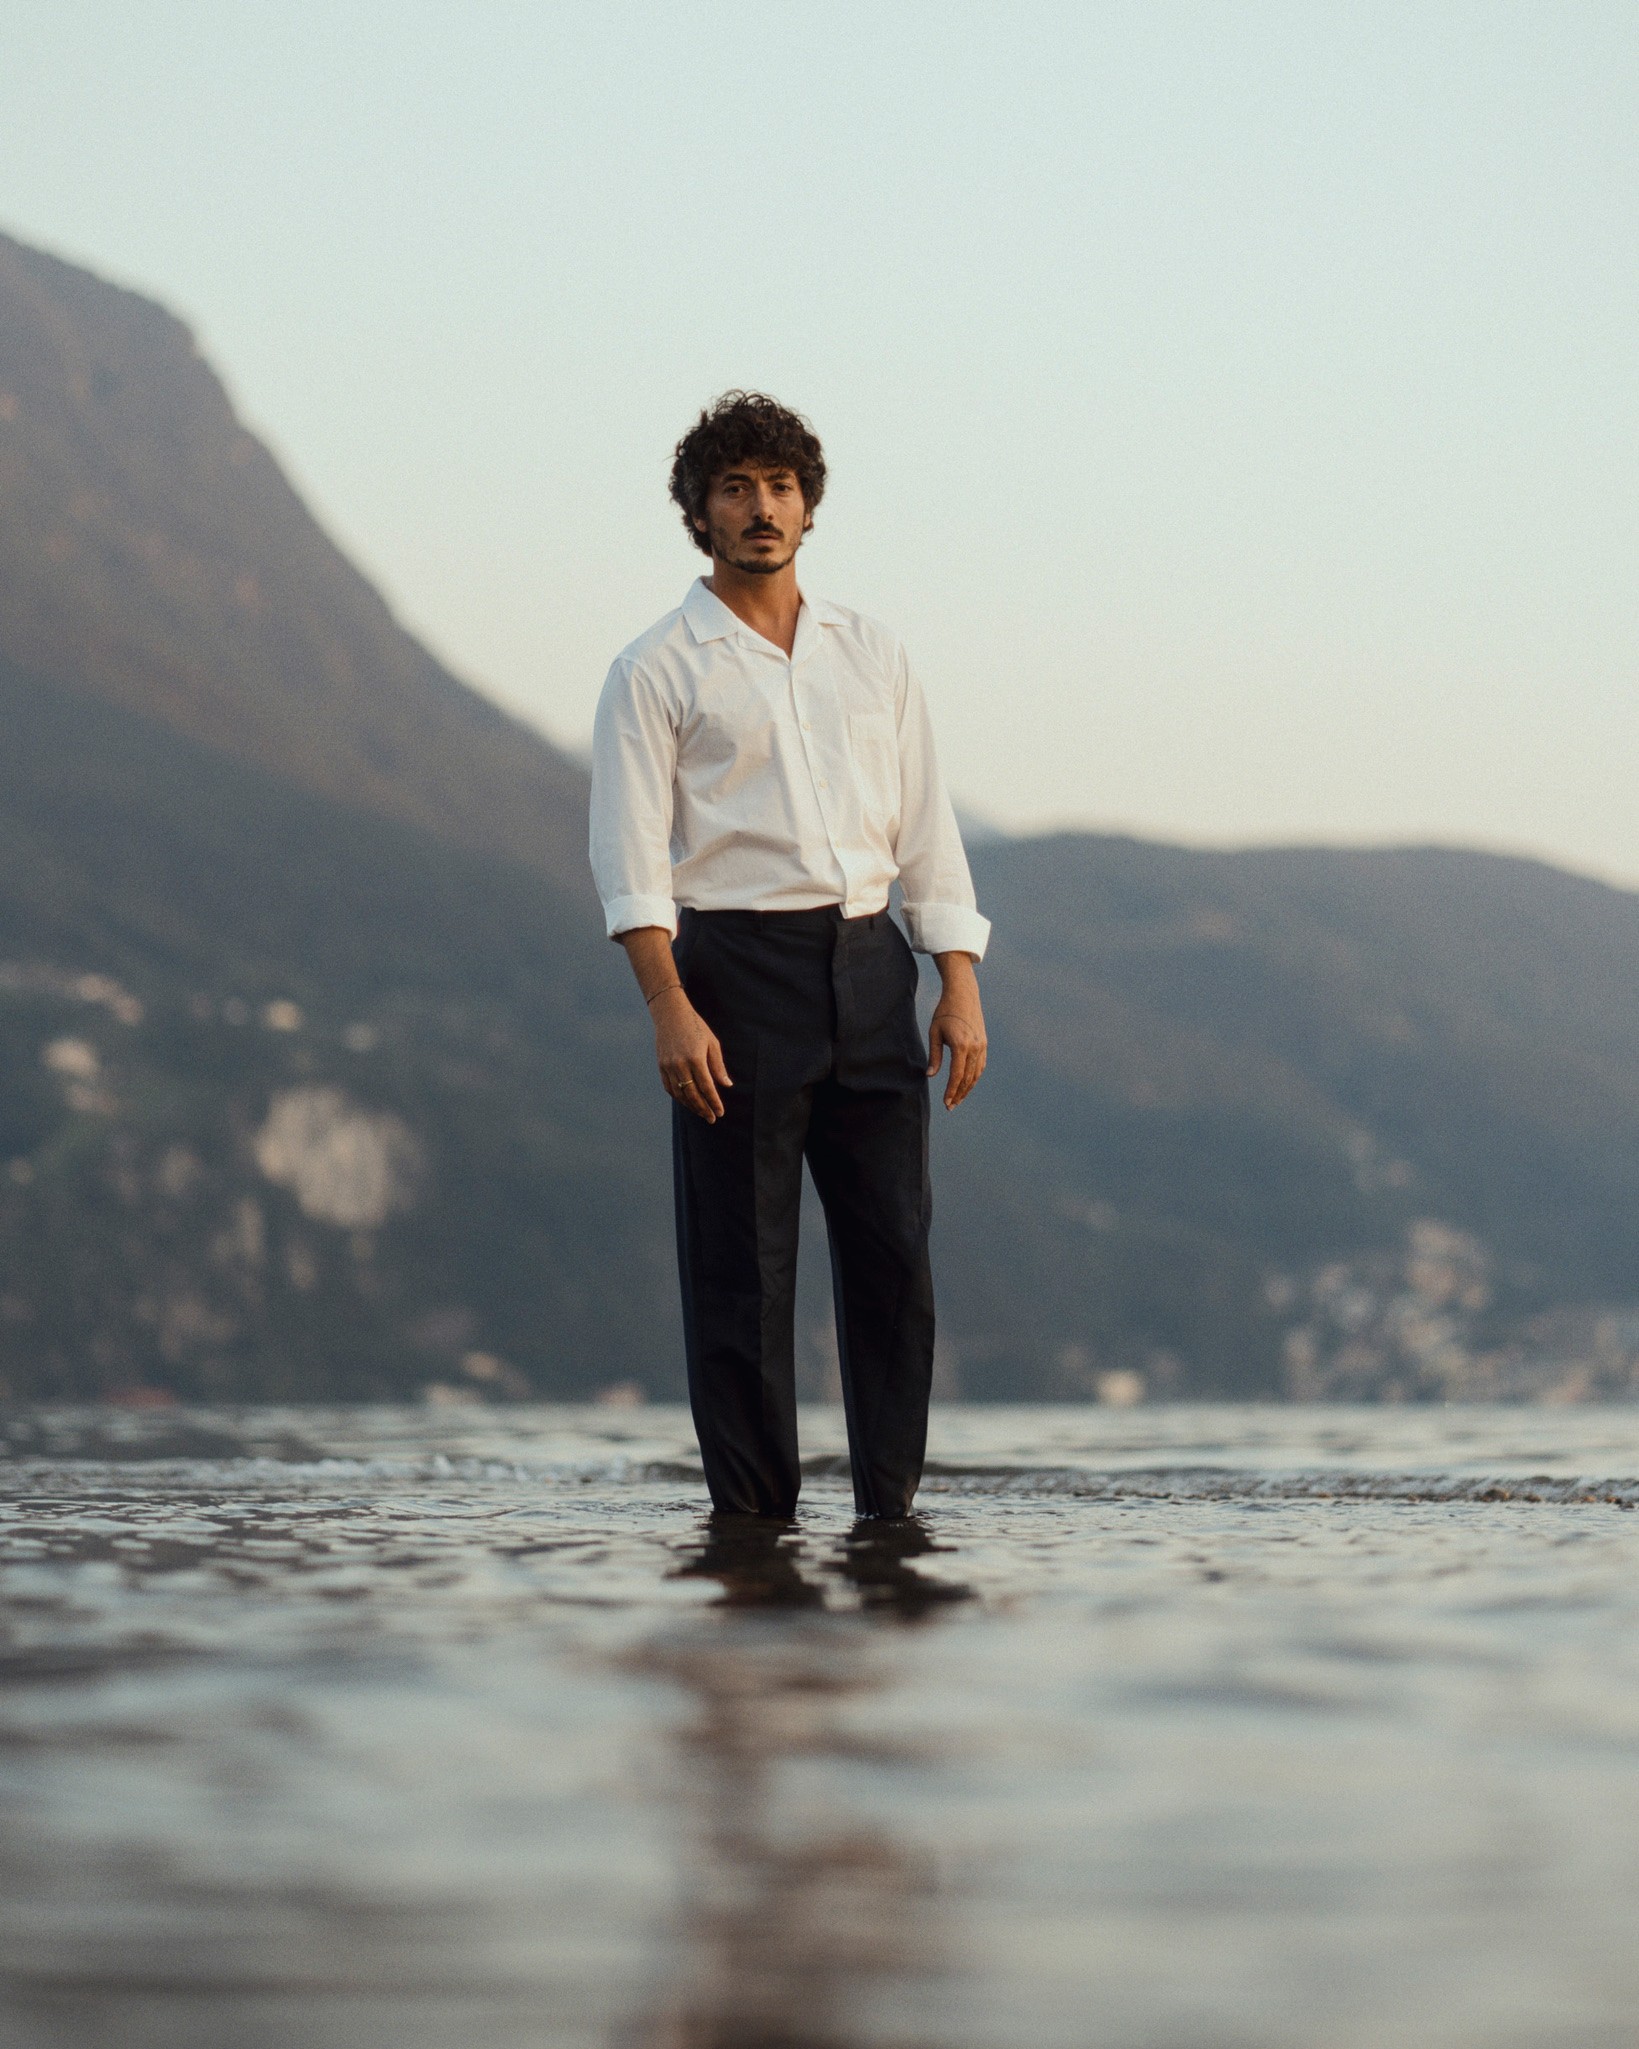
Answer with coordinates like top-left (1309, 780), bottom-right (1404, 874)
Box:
top-left (677, 905), bottom-right (888, 934)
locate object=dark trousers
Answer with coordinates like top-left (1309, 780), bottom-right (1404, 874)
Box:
top-left (671, 905), bottom-right (935, 1519)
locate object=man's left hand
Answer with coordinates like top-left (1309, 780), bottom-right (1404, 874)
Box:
top-left (927, 952), bottom-right (987, 1110)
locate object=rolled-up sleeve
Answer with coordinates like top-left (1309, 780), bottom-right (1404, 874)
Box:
top-left (589, 656), bottom-right (679, 939)
top-left (891, 648), bottom-right (991, 960)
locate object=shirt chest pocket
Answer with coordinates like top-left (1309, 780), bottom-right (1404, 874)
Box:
top-left (847, 711), bottom-right (900, 823)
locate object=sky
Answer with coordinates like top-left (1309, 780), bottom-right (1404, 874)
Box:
top-left (3, 3), bottom-right (1636, 877)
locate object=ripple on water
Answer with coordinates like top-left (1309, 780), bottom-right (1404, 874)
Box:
top-left (4, 1404), bottom-right (1639, 2047)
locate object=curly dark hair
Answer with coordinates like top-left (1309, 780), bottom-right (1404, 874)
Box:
top-left (669, 391), bottom-right (827, 556)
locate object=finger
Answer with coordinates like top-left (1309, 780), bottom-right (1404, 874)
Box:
top-left (688, 1057), bottom-right (724, 1121)
top-left (662, 1063), bottom-right (711, 1119)
top-left (926, 1020), bottom-right (946, 1078)
top-left (944, 1044), bottom-right (968, 1109)
top-left (949, 1040), bottom-right (980, 1108)
top-left (674, 1078), bottom-right (715, 1122)
top-left (962, 1041), bottom-right (987, 1098)
top-left (706, 1038), bottom-right (733, 1090)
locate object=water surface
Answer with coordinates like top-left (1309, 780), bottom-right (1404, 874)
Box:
top-left (4, 1403), bottom-right (1639, 2048)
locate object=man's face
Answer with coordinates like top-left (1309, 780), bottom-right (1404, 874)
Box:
top-left (695, 463), bottom-right (809, 575)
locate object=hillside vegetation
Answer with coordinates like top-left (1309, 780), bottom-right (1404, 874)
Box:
top-left (942, 836), bottom-right (1639, 1397)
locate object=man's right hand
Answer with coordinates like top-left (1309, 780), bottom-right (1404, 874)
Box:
top-left (649, 987), bottom-right (732, 1122)
top-left (617, 925), bottom-right (733, 1122)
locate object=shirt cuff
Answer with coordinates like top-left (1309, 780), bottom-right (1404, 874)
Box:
top-left (603, 892), bottom-right (678, 940)
top-left (901, 901), bottom-right (991, 960)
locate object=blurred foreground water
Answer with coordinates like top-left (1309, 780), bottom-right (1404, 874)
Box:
top-left (4, 1403), bottom-right (1639, 2048)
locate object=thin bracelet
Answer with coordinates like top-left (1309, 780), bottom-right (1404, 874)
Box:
top-left (646, 983), bottom-right (683, 1007)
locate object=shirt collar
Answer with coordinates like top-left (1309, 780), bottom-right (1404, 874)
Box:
top-left (681, 578), bottom-right (741, 643)
top-left (681, 577), bottom-right (840, 658)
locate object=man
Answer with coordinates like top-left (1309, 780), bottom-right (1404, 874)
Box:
top-left (589, 391), bottom-right (989, 1520)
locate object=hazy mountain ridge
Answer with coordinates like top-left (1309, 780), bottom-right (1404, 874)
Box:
top-left (0, 230), bottom-right (589, 881)
top-left (2, 225), bottom-right (1636, 1404)
top-left (940, 836), bottom-right (1639, 1397)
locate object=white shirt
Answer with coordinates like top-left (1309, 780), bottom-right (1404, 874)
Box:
top-left (589, 579), bottom-right (991, 959)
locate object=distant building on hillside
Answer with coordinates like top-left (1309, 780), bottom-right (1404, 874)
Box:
top-left (1280, 1220), bottom-right (1639, 1403)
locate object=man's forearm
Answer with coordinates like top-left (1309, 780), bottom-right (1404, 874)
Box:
top-left (933, 950), bottom-right (980, 1004)
top-left (619, 926), bottom-right (682, 1006)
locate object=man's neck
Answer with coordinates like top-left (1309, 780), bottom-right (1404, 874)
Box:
top-left (704, 562), bottom-right (803, 657)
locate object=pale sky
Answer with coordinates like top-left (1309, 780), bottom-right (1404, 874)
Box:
top-left (4, 4), bottom-right (1636, 878)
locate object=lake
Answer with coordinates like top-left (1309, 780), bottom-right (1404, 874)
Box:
top-left (4, 1402), bottom-right (1639, 2047)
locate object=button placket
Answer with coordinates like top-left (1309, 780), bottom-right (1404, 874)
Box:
top-left (791, 647), bottom-right (849, 897)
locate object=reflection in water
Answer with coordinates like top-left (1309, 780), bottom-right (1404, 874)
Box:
top-left (835, 1517), bottom-right (974, 1622)
top-left (673, 1513), bottom-right (973, 1621)
top-left (670, 1514), bottom-right (825, 1611)
top-left (628, 1518), bottom-right (973, 2047)
top-left (14, 1407), bottom-right (1639, 2043)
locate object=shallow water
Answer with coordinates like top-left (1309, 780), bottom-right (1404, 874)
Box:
top-left (3, 1403), bottom-right (1639, 2049)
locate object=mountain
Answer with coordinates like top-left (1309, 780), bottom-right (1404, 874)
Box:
top-left (2, 227), bottom-right (1637, 1405)
top-left (0, 230), bottom-right (587, 878)
top-left (0, 636), bottom-right (684, 1400)
top-left (0, 229), bottom-right (661, 1401)
top-left (935, 836), bottom-right (1639, 1399)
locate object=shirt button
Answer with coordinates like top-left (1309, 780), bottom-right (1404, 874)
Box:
top-left (801, 720), bottom-right (810, 732)
top-left (818, 778), bottom-right (828, 789)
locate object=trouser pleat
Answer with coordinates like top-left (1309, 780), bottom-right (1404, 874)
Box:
top-left (807, 1079), bottom-right (934, 1516)
top-left (672, 1045), bottom-right (804, 1519)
